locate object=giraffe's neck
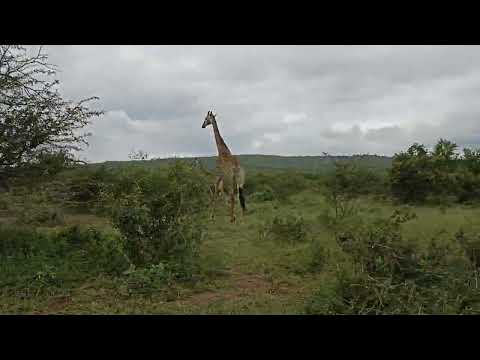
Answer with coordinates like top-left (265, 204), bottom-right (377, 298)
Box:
top-left (212, 119), bottom-right (232, 157)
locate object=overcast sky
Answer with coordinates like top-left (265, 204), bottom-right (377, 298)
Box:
top-left (41, 45), bottom-right (480, 162)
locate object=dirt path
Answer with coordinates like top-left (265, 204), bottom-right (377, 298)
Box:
top-left (176, 269), bottom-right (270, 306)
top-left (176, 266), bottom-right (305, 308)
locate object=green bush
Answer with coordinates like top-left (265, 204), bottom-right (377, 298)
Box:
top-left (17, 205), bottom-right (65, 227)
top-left (307, 258), bottom-right (480, 315)
top-left (0, 196), bottom-right (8, 210)
top-left (0, 224), bottom-right (129, 281)
top-left (0, 225), bottom-right (70, 297)
top-left (306, 209), bottom-right (480, 314)
top-left (27, 264), bottom-right (64, 296)
top-left (108, 161), bottom-right (209, 279)
top-left (250, 185), bottom-right (275, 202)
top-left (334, 209), bottom-right (419, 279)
top-left (260, 215), bottom-right (308, 244)
top-left (455, 169), bottom-right (480, 204)
top-left (319, 161), bottom-right (389, 228)
top-left (246, 171), bottom-right (310, 202)
top-left (49, 165), bottom-right (131, 212)
top-left (112, 205), bottom-right (203, 276)
top-left (54, 226), bottom-right (130, 275)
top-left (0, 224), bottom-right (52, 258)
top-left (308, 240), bottom-right (330, 273)
top-left (306, 270), bottom-right (424, 315)
top-left (455, 229), bottom-right (480, 270)
top-left (119, 263), bottom-right (174, 296)
top-left (325, 161), bottom-right (388, 198)
top-left (272, 172), bottom-right (310, 201)
top-left (390, 140), bottom-right (480, 204)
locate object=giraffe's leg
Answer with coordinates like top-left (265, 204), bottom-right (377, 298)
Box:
top-left (209, 184), bottom-right (216, 220)
top-left (211, 194), bottom-right (217, 220)
top-left (230, 173), bottom-right (239, 224)
top-left (210, 176), bottom-right (225, 220)
top-left (238, 185), bottom-right (246, 217)
top-left (230, 189), bottom-right (236, 223)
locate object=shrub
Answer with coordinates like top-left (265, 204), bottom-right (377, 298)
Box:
top-left (54, 226), bottom-right (130, 275)
top-left (455, 169), bottom-right (480, 204)
top-left (3, 263), bottom-right (69, 299)
top-left (0, 196), bottom-right (8, 210)
top-left (308, 240), bottom-right (330, 273)
top-left (334, 209), bottom-right (419, 279)
top-left (108, 161), bottom-right (209, 280)
top-left (260, 215), bottom-right (308, 244)
top-left (390, 140), bottom-right (480, 204)
top-left (390, 143), bottom-right (435, 203)
top-left (0, 224), bottom-right (51, 258)
top-left (272, 171), bottom-right (309, 201)
top-left (119, 263), bottom-right (174, 296)
top-left (455, 229), bottom-right (480, 270)
top-left (306, 269), bottom-right (429, 315)
top-left (28, 264), bottom-right (63, 296)
top-left (320, 162), bottom-right (382, 227)
top-left (0, 225), bottom-right (69, 297)
top-left (0, 223), bottom-right (130, 280)
top-left (17, 205), bottom-right (65, 227)
top-left (45, 165), bottom-right (146, 213)
top-left (246, 171), bottom-right (310, 202)
top-left (324, 161), bottom-right (388, 198)
top-left (250, 185), bottom-right (276, 202)
top-left (306, 210), bottom-right (480, 314)
top-left (307, 259), bottom-right (480, 315)
top-left (112, 205), bottom-right (204, 276)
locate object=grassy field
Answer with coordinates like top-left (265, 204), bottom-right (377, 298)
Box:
top-left (2, 181), bottom-right (479, 314)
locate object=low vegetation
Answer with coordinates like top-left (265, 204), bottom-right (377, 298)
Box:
top-left (1, 136), bottom-right (480, 314)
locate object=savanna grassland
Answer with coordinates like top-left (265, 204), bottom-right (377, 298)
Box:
top-left (6, 45), bottom-right (480, 315)
top-left (2, 141), bottom-right (480, 315)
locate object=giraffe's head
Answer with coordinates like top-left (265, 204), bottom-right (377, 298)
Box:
top-left (202, 110), bottom-right (216, 128)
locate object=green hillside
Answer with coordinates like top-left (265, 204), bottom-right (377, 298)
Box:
top-left (90, 154), bottom-right (392, 174)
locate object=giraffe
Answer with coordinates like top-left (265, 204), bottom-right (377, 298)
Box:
top-left (202, 110), bottom-right (246, 223)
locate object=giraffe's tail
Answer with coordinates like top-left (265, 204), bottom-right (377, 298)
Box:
top-left (238, 186), bottom-right (246, 212)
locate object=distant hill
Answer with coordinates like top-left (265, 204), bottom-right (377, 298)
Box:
top-left (89, 154), bottom-right (393, 174)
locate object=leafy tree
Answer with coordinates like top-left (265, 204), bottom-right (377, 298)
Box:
top-left (433, 138), bottom-right (458, 162)
top-left (390, 143), bottom-right (433, 203)
top-left (462, 148), bottom-right (480, 175)
top-left (391, 139), bottom-right (480, 203)
top-left (429, 139), bottom-right (459, 196)
top-left (0, 45), bottom-right (102, 187)
top-left (128, 149), bottom-right (149, 161)
top-left (406, 142), bottom-right (428, 157)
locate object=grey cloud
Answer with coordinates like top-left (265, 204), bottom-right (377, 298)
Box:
top-left (33, 45), bottom-right (480, 162)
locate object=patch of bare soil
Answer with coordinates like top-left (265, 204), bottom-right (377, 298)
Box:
top-left (48, 295), bottom-right (72, 312)
top-left (0, 215), bottom-right (16, 224)
top-left (177, 270), bottom-right (271, 306)
top-left (32, 295), bottom-right (73, 315)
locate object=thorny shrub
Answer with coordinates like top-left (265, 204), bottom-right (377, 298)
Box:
top-left (306, 208), bottom-right (480, 314)
top-left (259, 215), bottom-right (308, 245)
top-left (107, 161), bottom-right (210, 279)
